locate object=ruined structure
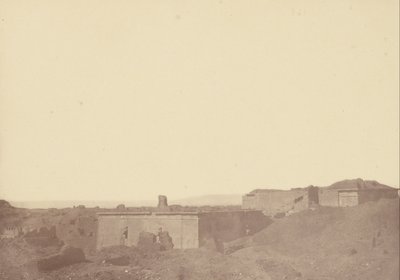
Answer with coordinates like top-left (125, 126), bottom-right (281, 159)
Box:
top-left (0, 226), bottom-right (21, 239)
top-left (157, 195), bottom-right (168, 208)
top-left (242, 179), bottom-right (399, 216)
top-left (156, 195), bottom-right (170, 212)
top-left (242, 186), bottom-right (319, 216)
top-left (96, 196), bottom-right (268, 250)
top-left (319, 179), bottom-right (399, 207)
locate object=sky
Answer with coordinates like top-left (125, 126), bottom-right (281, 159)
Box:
top-left (0, 0), bottom-right (399, 202)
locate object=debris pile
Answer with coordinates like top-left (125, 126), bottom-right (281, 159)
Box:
top-left (37, 245), bottom-right (86, 272)
top-left (137, 230), bottom-right (174, 251)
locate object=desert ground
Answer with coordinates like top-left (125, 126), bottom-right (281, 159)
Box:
top-left (0, 197), bottom-right (398, 280)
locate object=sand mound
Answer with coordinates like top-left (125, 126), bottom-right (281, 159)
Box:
top-left (234, 198), bottom-right (399, 280)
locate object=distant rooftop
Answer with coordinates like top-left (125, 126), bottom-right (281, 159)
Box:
top-left (326, 178), bottom-right (395, 190)
top-left (248, 186), bottom-right (312, 194)
top-left (246, 179), bottom-right (396, 194)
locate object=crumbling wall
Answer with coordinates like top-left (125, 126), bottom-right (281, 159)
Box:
top-left (24, 226), bottom-right (61, 247)
top-left (242, 194), bottom-right (256, 210)
top-left (0, 226), bottom-right (21, 239)
top-left (61, 215), bottom-right (98, 251)
top-left (97, 211), bottom-right (271, 251)
top-left (244, 186), bottom-right (398, 212)
top-left (96, 215), bottom-right (128, 249)
top-left (307, 186), bottom-right (319, 206)
top-left (242, 190), bottom-right (310, 216)
top-left (96, 213), bottom-right (199, 250)
top-left (318, 189), bottom-right (339, 207)
top-left (198, 210), bottom-right (270, 249)
top-left (126, 214), bottom-right (198, 249)
top-left (318, 188), bottom-right (398, 207)
top-left (56, 209), bottom-right (98, 254)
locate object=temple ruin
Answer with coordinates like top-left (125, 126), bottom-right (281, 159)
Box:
top-left (96, 196), bottom-right (268, 250)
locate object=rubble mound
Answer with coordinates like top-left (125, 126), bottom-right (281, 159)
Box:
top-left (24, 226), bottom-right (62, 247)
top-left (158, 231), bottom-right (174, 250)
top-left (137, 231), bottom-right (174, 251)
top-left (56, 208), bottom-right (98, 254)
top-left (37, 245), bottom-right (86, 271)
top-left (93, 246), bottom-right (271, 280)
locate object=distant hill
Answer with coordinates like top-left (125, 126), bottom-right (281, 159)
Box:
top-left (170, 194), bottom-right (242, 206)
top-left (326, 178), bottom-right (395, 190)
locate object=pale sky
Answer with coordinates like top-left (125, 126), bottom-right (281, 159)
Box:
top-left (0, 0), bottom-right (399, 202)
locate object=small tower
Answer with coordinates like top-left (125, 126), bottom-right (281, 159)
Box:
top-left (157, 195), bottom-right (169, 212)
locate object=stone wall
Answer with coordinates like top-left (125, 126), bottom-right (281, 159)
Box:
top-left (242, 189), bottom-right (313, 216)
top-left (96, 210), bottom-right (267, 251)
top-left (96, 212), bottom-right (199, 250)
top-left (318, 189), bottom-right (339, 207)
top-left (198, 210), bottom-right (270, 246)
top-left (338, 191), bottom-right (359, 207)
top-left (242, 194), bottom-right (256, 210)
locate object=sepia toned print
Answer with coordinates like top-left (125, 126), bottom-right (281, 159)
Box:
top-left (0, 0), bottom-right (399, 279)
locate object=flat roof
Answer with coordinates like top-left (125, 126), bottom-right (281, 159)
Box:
top-left (97, 211), bottom-right (152, 216)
